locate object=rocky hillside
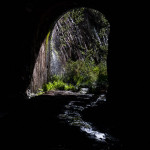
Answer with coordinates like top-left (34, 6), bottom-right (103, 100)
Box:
top-left (29, 8), bottom-right (110, 93)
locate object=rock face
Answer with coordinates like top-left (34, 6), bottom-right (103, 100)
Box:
top-left (29, 41), bottom-right (48, 92)
top-left (50, 8), bottom-right (110, 74)
top-left (29, 8), bottom-right (110, 93)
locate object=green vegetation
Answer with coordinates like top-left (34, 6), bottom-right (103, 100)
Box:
top-left (69, 8), bottom-right (85, 24)
top-left (39, 8), bottom-right (109, 94)
top-left (42, 76), bottom-right (76, 92)
top-left (45, 31), bottom-right (51, 54)
top-left (41, 58), bottom-right (108, 94)
top-left (36, 88), bottom-right (45, 96)
top-left (63, 7), bottom-right (85, 25)
top-left (63, 58), bottom-right (108, 93)
top-left (57, 8), bottom-right (109, 64)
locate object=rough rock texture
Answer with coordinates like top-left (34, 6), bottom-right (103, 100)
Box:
top-left (52, 8), bottom-right (109, 64)
top-left (29, 40), bottom-right (48, 92)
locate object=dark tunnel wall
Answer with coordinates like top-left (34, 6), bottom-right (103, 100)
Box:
top-left (0, 1), bottom-right (144, 149)
top-left (0, 0), bottom-right (137, 111)
top-left (2, 0), bottom-right (113, 99)
top-left (0, 1), bottom-right (121, 101)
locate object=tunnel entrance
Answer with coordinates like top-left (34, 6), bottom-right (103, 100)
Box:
top-left (1, 1), bottom-right (130, 149)
top-left (27, 7), bottom-right (110, 98)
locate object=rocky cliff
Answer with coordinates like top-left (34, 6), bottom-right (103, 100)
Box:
top-left (29, 8), bottom-right (110, 93)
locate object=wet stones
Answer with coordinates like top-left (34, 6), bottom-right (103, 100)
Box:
top-left (58, 94), bottom-right (115, 142)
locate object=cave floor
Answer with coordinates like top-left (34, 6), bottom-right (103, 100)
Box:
top-left (0, 92), bottom-right (124, 150)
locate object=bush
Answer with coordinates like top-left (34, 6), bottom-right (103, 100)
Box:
top-left (43, 82), bottom-right (55, 91)
top-left (42, 60), bottom-right (108, 93)
top-left (63, 59), bottom-right (108, 92)
top-left (49, 75), bottom-right (63, 82)
top-left (36, 88), bottom-right (45, 96)
top-left (42, 76), bottom-right (76, 92)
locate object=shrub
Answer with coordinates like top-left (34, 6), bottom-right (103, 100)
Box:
top-left (36, 88), bottom-right (45, 96)
top-left (42, 60), bottom-right (108, 93)
top-left (63, 59), bottom-right (108, 92)
top-left (42, 82), bottom-right (55, 91)
top-left (64, 59), bottom-right (97, 85)
top-left (49, 75), bottom-right (63, 82)
top-left (42, 76), bottom-right (76, 92)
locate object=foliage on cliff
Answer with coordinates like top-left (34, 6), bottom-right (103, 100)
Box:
top-left (52, 7), bottom-right (110, 64)
top-left (42, 8), bottom-right (110, 93)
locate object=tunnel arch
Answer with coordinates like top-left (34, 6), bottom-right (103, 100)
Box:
top-left (1, 2), bottom-right (134, 148)
top-left (28, 5), bottom-right (111, 95)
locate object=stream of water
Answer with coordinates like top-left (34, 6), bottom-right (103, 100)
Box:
top-left (58, 94), bottom-right (118, 144)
